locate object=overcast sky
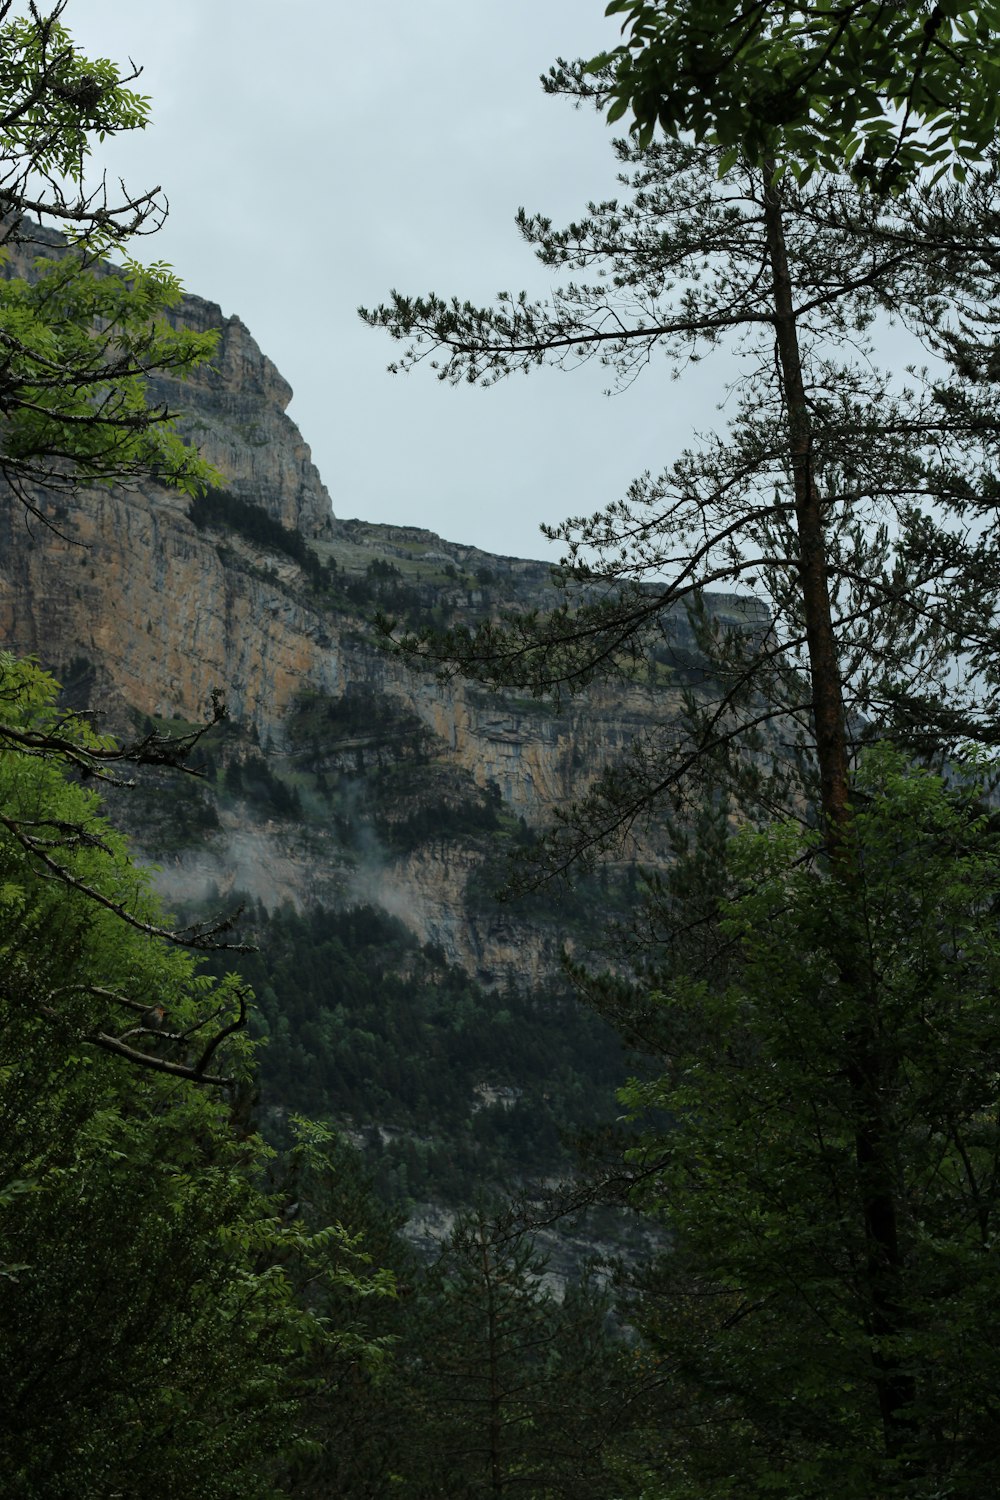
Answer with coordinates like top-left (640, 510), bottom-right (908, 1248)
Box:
top-left (65, 1), bottom-right (732, 561)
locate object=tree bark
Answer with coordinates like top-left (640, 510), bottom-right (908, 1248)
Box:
top-left (760, 165), bottom-right (850, 843)
top-left (483, 1238), bottom-right (503, 1498)
top-left (762, 165), bottom-right (915, 1461)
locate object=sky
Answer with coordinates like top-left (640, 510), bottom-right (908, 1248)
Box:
top-left (63, 0), bottom-right (734, 563)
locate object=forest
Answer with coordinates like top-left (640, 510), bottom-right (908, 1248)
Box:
top-left (6, 2), bottom-right (1000, 1497)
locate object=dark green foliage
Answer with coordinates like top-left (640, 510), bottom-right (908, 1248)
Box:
top-left (2, 1058), bottom-right (293, 1498)
top-left (276, 1128), bottom-right (419, 1498)
top-left (389, 1208), bottom-right (645, 1498)
top-left (188, 489), bottom-right (333, 589)
top-left (288, 686), bottom-right (428, 770)
top-left (375, 781), bottom-right (502, 851)
top-left (355, 758), bottom-right (510, 857)
top-left (200, 901), bottom-right (624, 1205)
top-left (125, 766), bottom-right (221, 846)
top-left (366, 557), bottom-right (401, 582)
top-left (590, 1), bottom-right (997, 186)
top-left (341, 563), bottom-right (426, 623)
top-left (225, 750), bottom-right (302, 818)
top-left (286, 1194), bottom-right (662, 1497)
top-left (0, 657), bottom-right (394, 1498)
top-left (617, 748), bottom-right (1000, 1497)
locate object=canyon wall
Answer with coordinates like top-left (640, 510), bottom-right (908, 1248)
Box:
top-left (0, 258), bottom-right (753, 980)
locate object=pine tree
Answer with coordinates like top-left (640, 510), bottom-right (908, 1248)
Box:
top-left (616, 748), bottom-right (1000, 1496)
top-left (364, 135), bottom-right (1000, 867)
top-left (365, 90), bottom-right (1000, 1473)
top-left (398, 1207), bottom-right (643, 1497)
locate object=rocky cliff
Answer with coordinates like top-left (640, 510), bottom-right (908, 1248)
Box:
top-left (0, 254), bottom-right (755, 984)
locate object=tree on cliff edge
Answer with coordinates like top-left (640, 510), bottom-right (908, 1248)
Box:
top-left (0, 0), bottom-right (217, 517)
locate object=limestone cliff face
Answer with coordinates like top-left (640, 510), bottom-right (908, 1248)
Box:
top-left (0, 480), bottom-right (680, 823)
top-left (405, 677), bottom-right (678, 816)
top-left (0, 266), bottom-right (707, 978)
top-left (4, 219), bottom-right (333, 540)
top-left (0, 485), bottom-right (331, 729)
top-left (148, 298), bottom-right (334, 539)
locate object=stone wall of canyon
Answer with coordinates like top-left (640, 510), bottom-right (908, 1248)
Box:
top-left (0, 255), bottom-right (705, 979)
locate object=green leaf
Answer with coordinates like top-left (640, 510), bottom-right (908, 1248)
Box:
top-left (717, 145), bottom-right (741, 176)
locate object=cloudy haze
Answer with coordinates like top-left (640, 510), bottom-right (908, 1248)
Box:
top-left (67, 2), bottom-right (728, 561)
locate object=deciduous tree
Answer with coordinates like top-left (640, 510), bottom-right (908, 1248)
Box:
top-left (0, 0), bottom-right (218, 515)
top-left (0, 655), bottom-right (245, 1075)
top-left (0, 4), bottom-right (224, 852)
top-left (0, 662), bottom-right (396, 1496)
top-left (587, 0), bottom-right (1000, 189)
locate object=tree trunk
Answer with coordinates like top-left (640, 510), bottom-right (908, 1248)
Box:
top-left (760, 166), bottom-right (850, 842)
top-left (761, 165), bottom-right (915, 1461)
top-left (483, 1238), bottom-right (503, 1498)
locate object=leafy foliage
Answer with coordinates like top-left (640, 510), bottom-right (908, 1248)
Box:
top-left (0, 3), bottom-right (225, 807)
top-left (588, 0), bottom-right (1000, 188)
top-left (0, 237), bottom-right (218, 510)
top-left (0, 659), bottom-right (395, 1496)
top-left (0, 1), bottom-right (157, 238)
top-left (619, 748), bottom-right (1000, 1496)
top-left (224, 749), bottom-right (303, 818)
top-left (0, 1), bottom-right (220, 513)
top-left (0, 652), bottom-right (241, 976)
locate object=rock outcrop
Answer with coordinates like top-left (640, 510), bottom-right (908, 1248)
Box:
top-left (0, 255), bottom-right (757, 981)
top-left (148, 297), bottom-right (335, 540)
